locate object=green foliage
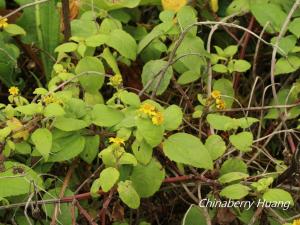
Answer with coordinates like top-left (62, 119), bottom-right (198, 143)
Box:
top-left (220, 184), bottom-right (250, 200)
top-left (0, 161), bottom-right (43, 198)
top-left (163, 133), bottom-right (213, 169)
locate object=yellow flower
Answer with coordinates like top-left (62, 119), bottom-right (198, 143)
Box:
top-left (216, 99), bottom-right (226, 110)
top-left (152, 112), bottom-right (164, 125)
top-left (6, 117), bottom-right (29, 140)
top-left (109, 74), bottom-right (123, 88)
top-left (8, 86), bottom-right (19, 96)
top-left (211, 90), bottom-right (221, 99)
top-left (209, 0), bottom-right (219, 13)
top-left (162, 0), bottom-right (187, 12)
top-left (0, 16), bottom-right (8, 29)
top-left (293, 219), bottom-right (300, 225)
top-left (139, 103), bottom-right (157, 116)
top-left (109, 137), bottom-right (125, 146)
top-left (43, 95), bottom-right (56, 105)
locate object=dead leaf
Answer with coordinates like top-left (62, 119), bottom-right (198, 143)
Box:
top-left (216, 207), bottom-right (236, 225)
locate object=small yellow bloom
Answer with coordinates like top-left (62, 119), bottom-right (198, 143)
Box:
top-left (8, 86), bottom-right (19, 96)
top-left (162, 0), bottom-right (187, 12)
top-left (0, 16), bottom-right (8, 29)
top-left (293, 219), bottom-right (300, 225)
top-left (209, 0), bottom-right (219, 13)
top-left (109, 74), bottom-right (123, 88)
top-left (109, 137), bottom-right (125, 146)
top-left (6, 117), bottom-right (29, 140)
top-left (211, 90), bottom-right (221, 99)
top-left (152, 112), bottom-right (164, 125)
top-left (139, 103), bottom-right (157, 116)
top-left (216, 99), bottom-right (226, 110)
top-left (43, 95), bottom-right (56, 105)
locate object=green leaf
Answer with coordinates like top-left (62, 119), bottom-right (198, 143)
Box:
top-left (237, 117), bottom-right (259, 129)
top-left (99, 167), bottom-right (120, 192)
top-left (163, 133), bottom-right (213, 169)
top-left (31, 128), bottom-right (52, 161)
top-left (275, 55), bottom-right (300, 75)
top-left (54, 117), bottom-right (88, 131)
top-left (132, 139), bottom-right (153, 165)
top-left (48, 133), bottom-right (85, 162)
top-left (218, 172), bottom-right (249, 184)
top-left (43, 188), bottom-right (78, 224)
top-left (173, 36), bottom-right (207, 73)
top-left (288, 18), bottom-right (300, 38)
top-left (220, 158), bottom-right (248, 175)
top-left (81, 0), bottom-right (141, 11)
top-left (212, 64), bottom-right (228, 73)
top-left (106, 29), bottom-right (137, 60)
top-left (0, 161), bottom-right (44, 198)
top-left (228, 59), bottom-right (251, 73)
top-left (250, 3), bottom-right (287, 33)
top-left (265, 88), bottom-right (300, 119)
top-left (226, 0), bottom-right (250, 15)
top-left (271, 35), bottom-right (297, 56)
top-left (163, 105), bottom-right (183, 131)
top-left (99, 18), bottom-right (122, 34)
top-left (136, 118), bottom-right (164, 147)
top-left (213, 78), bottom-right (234, 108)
top-left (263, 188), bottom-right (294, 206)
top-left (71, 19), bottom-right (97, 38)
top-left (44, 103), bottom-right (65, 117)
top-left (177, 6), bottom-right (197, 36)
top-left (16, 0), bottom-right (60, 80)
top-left (205, 134), bottom-right (226, 160)
top-left (220, 184), bottom-right (250, 200)
top-left (54, 42), bottom-right (78, 53)
top-left (85, 34), bottom-right (108, 47)
top-left (4, 24), bottom-right (26, 36)
top-left (119, 153), bottom-right (138, 166)
top-left (177, 70), bottom-right (201, 85)
top-left (159, 10), bottom-right (175, 22)
top-left (91, 104), bottom-right (124, 127)
top-left (101, 47), bottom-right (121, 74)
top-left (15, 103), bottom-right (43, 115)
top-left (15, 141), bottom-right (31, 155)
top-left (207, 114), bottom-right (238, 131)
top-left (90, 178), bottom-right (102, 198)
top-left (75, 56), bottom-right (105, 93)
top-left (224, 45), bottom-right (238, 57)
top-left (141, 59), bottom-right (173, 95)
top-left (0, 127), bottom-right (11, 142)
top-left (119, 91), bottom-right (141, 107)
top-left (229, 132), bottom-right (253, 152)
top-left (131, 159), bottom-right (165, 197)
top-left (138, 22), bottom-right (173, 53)
top-left (182, 205), bottom-right (207, 225)
top-left (80, 135), bottom-right (100, 164)
top-left (117, 180), bottom-right (140, 209)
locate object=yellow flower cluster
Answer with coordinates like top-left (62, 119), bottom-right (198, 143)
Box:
top-left (8, 86), bottom-right (19, 96)
top-left (0, 16), bottom-right (8, 29)
top-left (139, 103), bottom-right (164, 125)
top-left (109, 74), bottom-right (123, 88)
top-left (109, 137), bottom-right (125, 146)
top-left (211, 90), bottom-right (226, 110)
top-left (162, 0), bottom-right (187, 12)
top-left (293, 219), bottom-right (300, 225)
top-left (42, 95), bottom-right (62, 105)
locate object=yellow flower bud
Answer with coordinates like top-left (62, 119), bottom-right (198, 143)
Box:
top-left (109, 137), bottom-right (125, 146)
top-left (0, 16), bottom-right (8, 29)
